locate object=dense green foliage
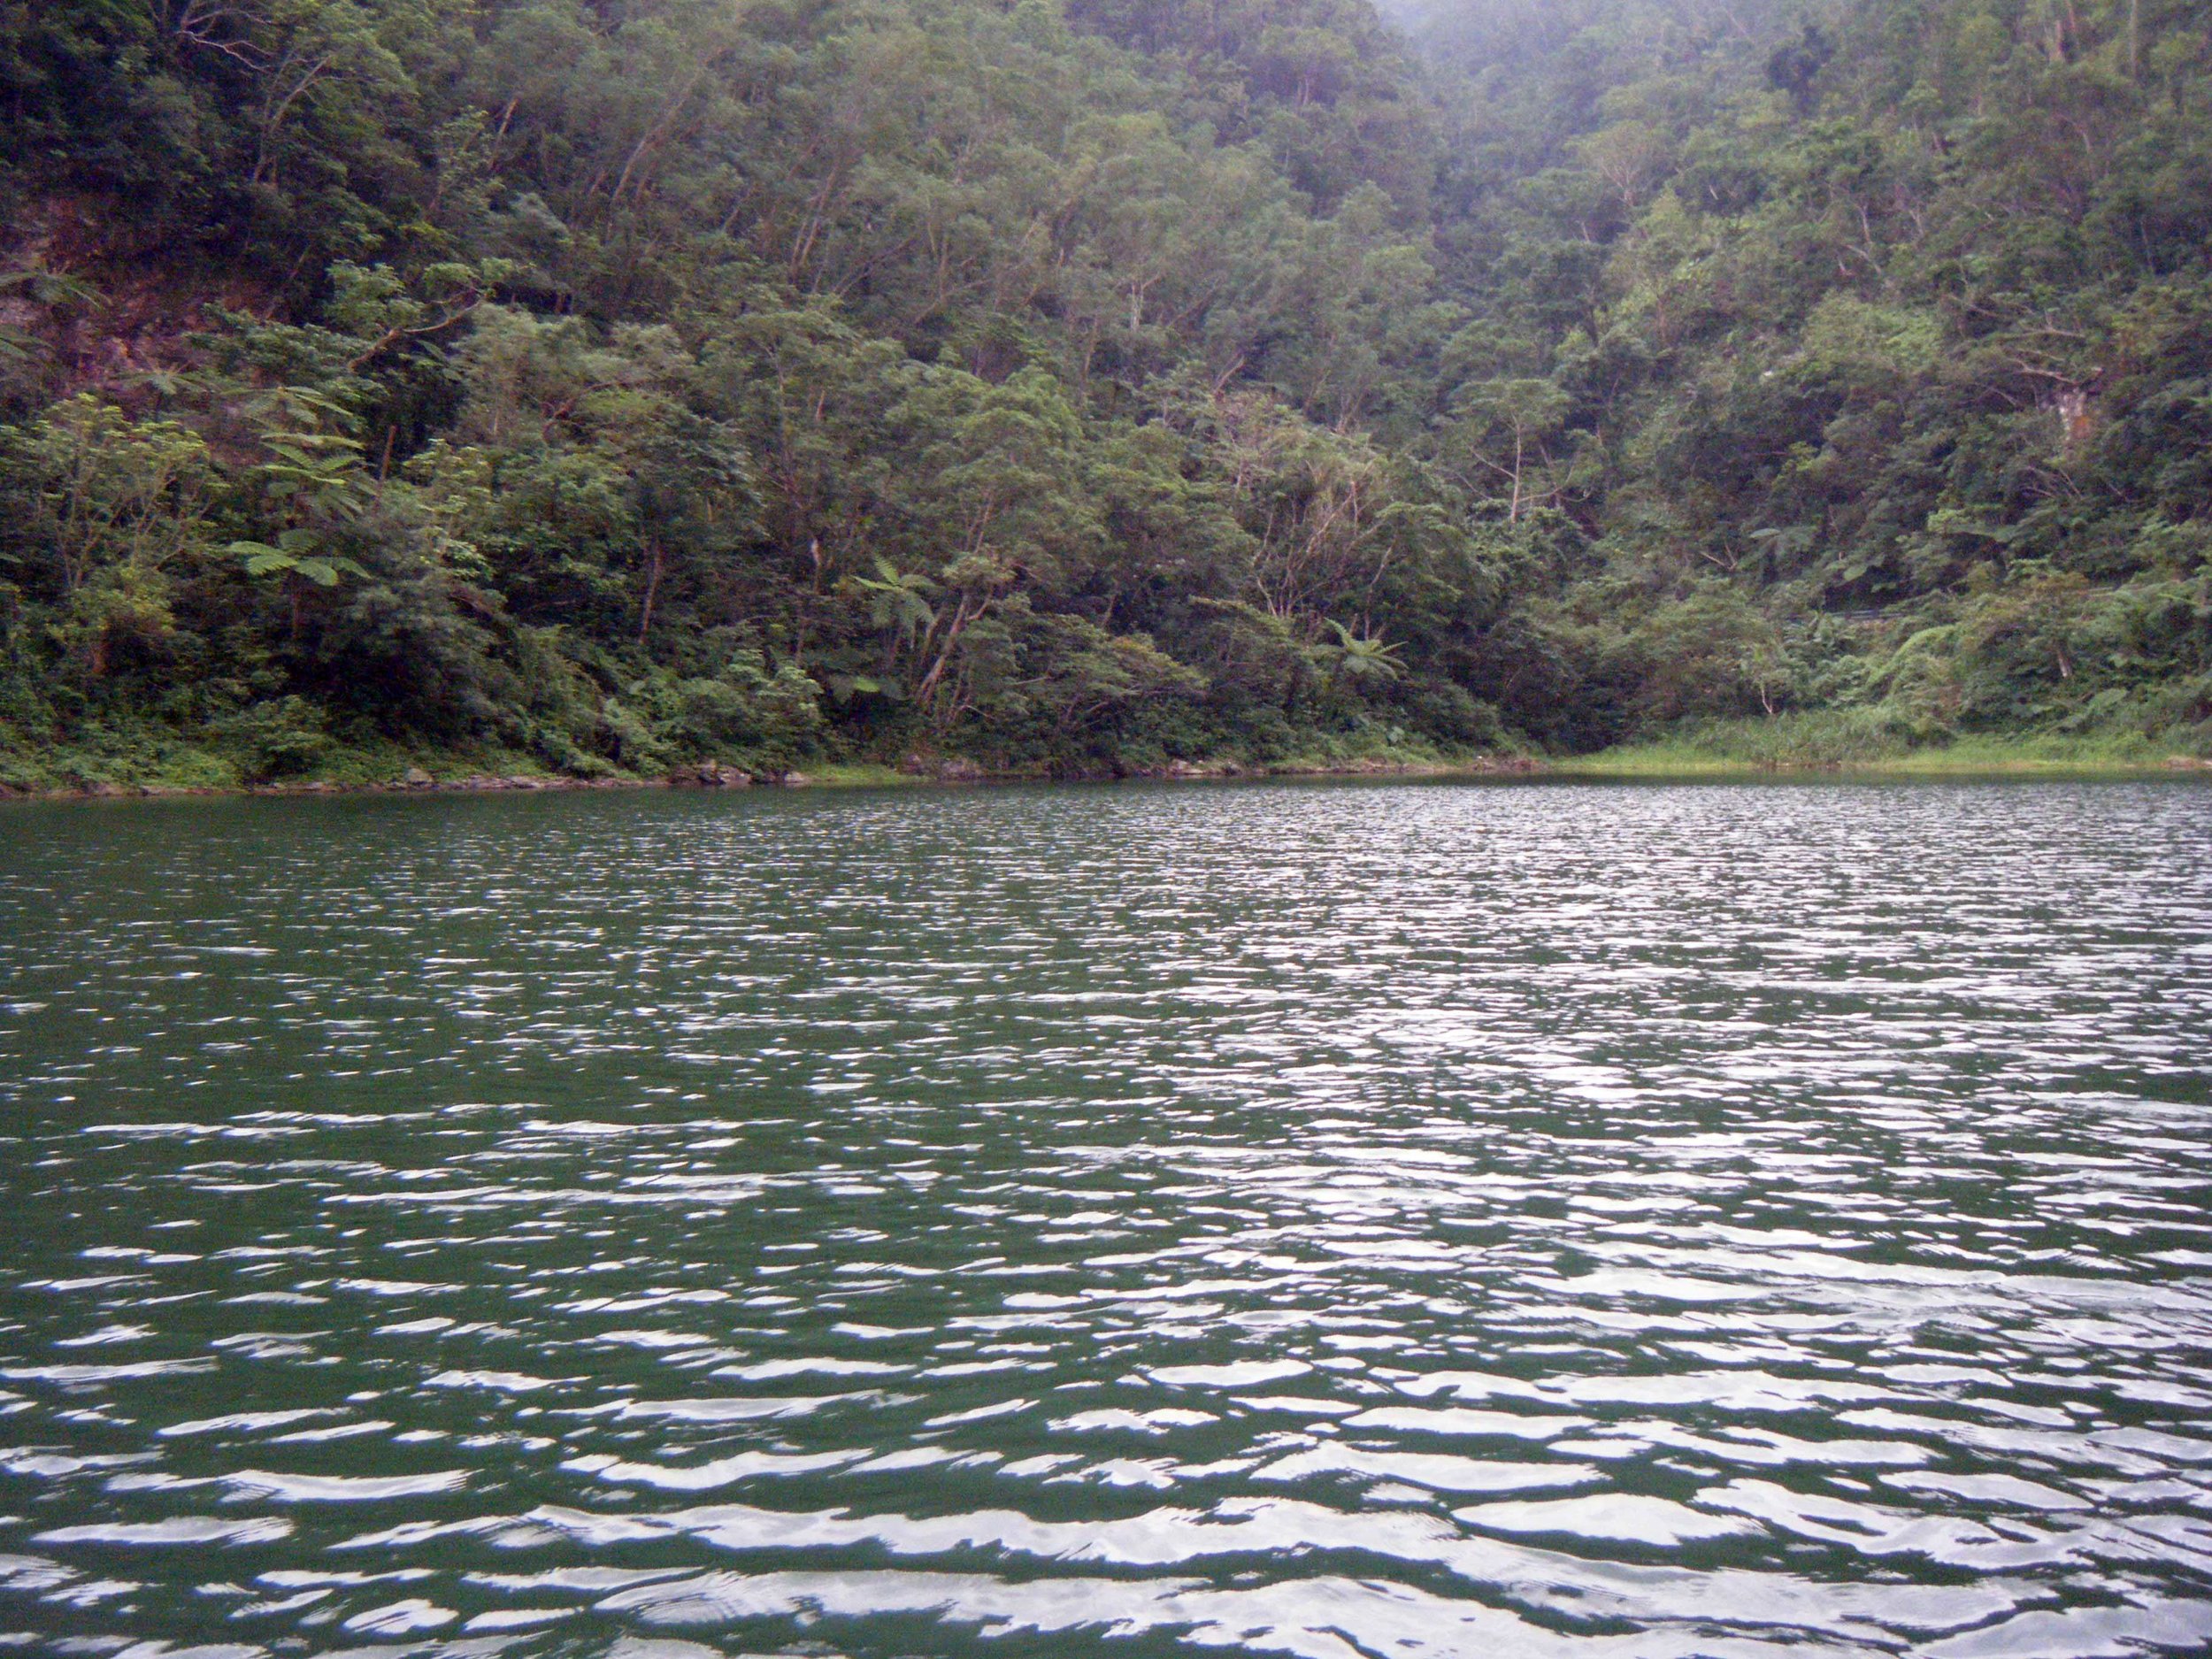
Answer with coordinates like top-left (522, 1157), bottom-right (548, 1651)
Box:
top-left (0, 0), bottom-right (2206, 783)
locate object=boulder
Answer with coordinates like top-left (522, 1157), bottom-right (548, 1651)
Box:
top-left (402, 765), bottom-right (435, 789)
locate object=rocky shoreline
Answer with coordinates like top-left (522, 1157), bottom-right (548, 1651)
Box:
top-left (0, 753), bottom-right (1542, 803)
top-left (6, 749), bottom-right (2203, 803)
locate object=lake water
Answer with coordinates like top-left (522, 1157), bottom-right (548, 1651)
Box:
top-left (2, 779), bottom-right (2210, 1657)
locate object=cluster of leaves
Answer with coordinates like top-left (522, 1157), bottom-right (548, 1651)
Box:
top-left (1408, 0), bottom-right (2212, 749)
top-left (0, 0), bottom-right (2204, 780)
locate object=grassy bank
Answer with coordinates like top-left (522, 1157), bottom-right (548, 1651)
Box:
top-left (1569, 712), bottom-right (2211, 777)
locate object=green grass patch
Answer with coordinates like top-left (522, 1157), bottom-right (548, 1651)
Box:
top-left (1570, 711), bottom-right (2204, 776)
top-left (796, 762), bottom-right (928, 787)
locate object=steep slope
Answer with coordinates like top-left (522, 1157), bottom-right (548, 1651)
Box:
top-left (0, 0), bottom-right (2205, 787)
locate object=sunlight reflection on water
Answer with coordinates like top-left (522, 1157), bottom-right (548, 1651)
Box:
top-left (0, 779), bottom-right (2208, 1656)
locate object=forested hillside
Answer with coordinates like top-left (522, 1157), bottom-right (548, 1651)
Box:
top-left (1, 0), bottom-right (2206, 786)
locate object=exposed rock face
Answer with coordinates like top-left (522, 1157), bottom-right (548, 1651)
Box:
top-left (899, 754), bottom-right (986, 781)
top-left (668, 761), bottom-right (753, 787)
top-left (403, 766), bottom-right (435, 788)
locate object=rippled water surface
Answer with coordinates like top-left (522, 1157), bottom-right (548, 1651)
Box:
top-left (4, 780), bottom-right (2212, 1657)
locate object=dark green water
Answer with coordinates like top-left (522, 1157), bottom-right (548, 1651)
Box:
top-left (3, 780), bottom-right (2210, 1657)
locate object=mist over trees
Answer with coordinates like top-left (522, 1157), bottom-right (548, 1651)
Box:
top-left (0, 0), bottom-right (2206, 782)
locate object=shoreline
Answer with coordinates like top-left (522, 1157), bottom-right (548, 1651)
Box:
top-left (1557, 756), bottom-right (2212, 780)
top-left (4, 749), bottom-right (2208, 803)
top-left (0, 752), bottom-right (1542, 803)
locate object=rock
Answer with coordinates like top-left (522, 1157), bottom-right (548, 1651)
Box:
top-left (1156, 757), bottom-right (1244, 780)
top-left (901, 753), bottom-right (985, 780)
top-left (84, 780), bottom-right (124, 797)
top-left (403, 765), bottom-right (435, 789)
top-left (696, 761), bottom-right (751, 787)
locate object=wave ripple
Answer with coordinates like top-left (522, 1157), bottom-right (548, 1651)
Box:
top-left (0, 780), bottom-right (2208, 1657)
